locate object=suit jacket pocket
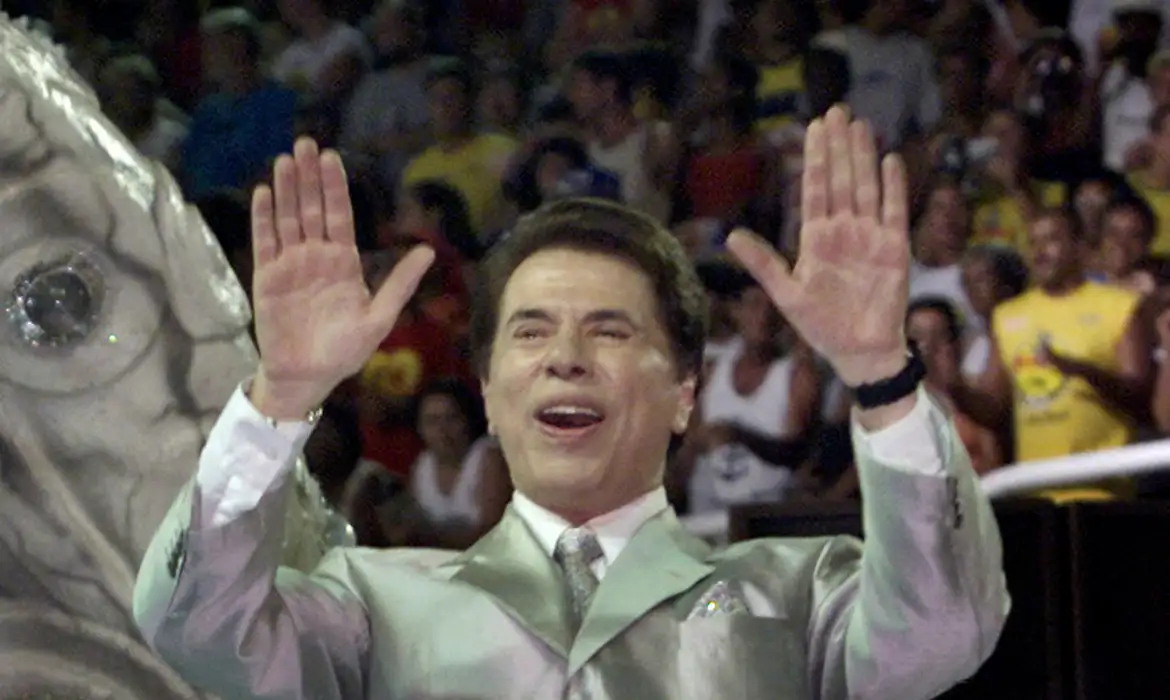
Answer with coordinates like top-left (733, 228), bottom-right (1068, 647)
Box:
top-left (674, 616), bottom-right (808, 700)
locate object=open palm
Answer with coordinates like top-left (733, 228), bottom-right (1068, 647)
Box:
top-left (727, 106), bottom-right (910, 387)
top-left (251, 139), bottom-right (433, 414)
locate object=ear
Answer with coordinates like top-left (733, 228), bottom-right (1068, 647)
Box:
top-left (672, 374), bottom-right (698, 434)
top-left (480, 375), bottom-right (497, 435)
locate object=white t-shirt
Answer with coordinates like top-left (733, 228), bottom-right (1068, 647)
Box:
top-left (908, 261), bottom-right (981, 335)
top-left (273, 23), bottom-right (372, 94)
top-left (1101, 62), bottom-right (1154, 172)
top-left (690, 340), bottom-right (797, 513)
top-left (409, 437), bottom-right (493, 528)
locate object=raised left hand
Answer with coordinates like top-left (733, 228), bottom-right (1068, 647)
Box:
top-left (726, 105), bottom-right (910, 386)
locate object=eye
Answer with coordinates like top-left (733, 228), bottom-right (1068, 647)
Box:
top-left (1, 238), bottom-right (162, 394)
top-left (594, 326), bottom-right (631, 340)
top-left (9, 252), bottom-right (104, 348)
top-left (513, 327), bottom-right (545, 340)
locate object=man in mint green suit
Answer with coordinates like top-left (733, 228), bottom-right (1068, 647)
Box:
top-left (133, 106), bottom-right (1008, 699)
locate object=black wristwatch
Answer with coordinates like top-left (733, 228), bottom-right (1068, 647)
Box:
top-left (850, 343), bottom-right (927, 409)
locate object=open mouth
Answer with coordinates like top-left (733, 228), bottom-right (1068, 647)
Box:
top-left (534, 403), bottom-right (606, 436)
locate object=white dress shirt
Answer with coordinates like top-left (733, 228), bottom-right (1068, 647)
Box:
top-left (196, 381), bottom-right (947, 531)
top-left (511, 488), bottom-right (669, 580)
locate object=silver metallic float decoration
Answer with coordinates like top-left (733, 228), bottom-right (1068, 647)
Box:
top-left (0, 12), bottom-right (351, 698)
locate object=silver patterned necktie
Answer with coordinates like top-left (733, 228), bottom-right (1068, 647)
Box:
top-left (554, 527), bottom-right (604, 630)
top-left (554, 528), bottom-right (603, 700)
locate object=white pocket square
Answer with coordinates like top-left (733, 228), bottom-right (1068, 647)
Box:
top-left (687, 580), bottom-right (750, 619)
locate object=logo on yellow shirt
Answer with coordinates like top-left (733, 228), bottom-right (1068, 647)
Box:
top-left (1011, 342), bottom-right (1067, 407)
top-left (361, 348), bottom-right (423, 397)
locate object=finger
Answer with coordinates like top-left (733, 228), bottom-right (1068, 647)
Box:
top-left (365, 245), bottom-right (436, 339)
top-left (850, 120), bottom-right (880, 222)
top-left (272, 155), bottom-right (302, 249)
top-left (320, 149), bottom-right (355, 246)
top-left (294, 137), bottom-right (326, 240)
top-left (826, 104), bottom-right (854, 216)
top-left (801, 118), bottom-right (828, 224)
top-left (880, 153), bottom-right (909, 236)
top-left (251, 184), bottom-right (278, 266)
top-left (726, 229), bottom-right (800, 306)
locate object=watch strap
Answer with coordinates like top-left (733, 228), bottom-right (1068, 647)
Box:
top-left (850, 343), bottom-right (927, 409)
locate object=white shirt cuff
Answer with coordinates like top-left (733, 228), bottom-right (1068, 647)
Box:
top-left (851, 385), bottom-right (949, 476)
top-left (195, 379), bottom-right (317, 527)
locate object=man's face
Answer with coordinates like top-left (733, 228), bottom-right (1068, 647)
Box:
top-left (906, 306), bottom-right (959, 388)
top-left (1028, 214), bottom-right (1081, 287)
top-left (1100, 207), bottom-right (1149, 277)
top-left (417, 393), bottom-right (470, 464)
top-left (961, 256), bottom-right (1000, 320)
top-left (939, 54), bottom-right (978, 107)
top-left (919, 184), bottom-right (969, 252)
top-left (427, 77), bottom-right (469, 138)
top-left (201, 30), bottom-right (250, 87)
top-left (481, 248), bottom-right (695, 516)
top-left (1073, 179), bottom-right (1111, 240)
top-left (981, 110), bottom-right (1023, 160)
top-left (731, 285), bottom-right (780, 348)
top-left (95, 67), bottom-right (149, 132)
top-left (568, 69), bottom-right (604, 122)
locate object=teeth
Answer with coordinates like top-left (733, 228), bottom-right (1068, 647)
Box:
top-left (542, 405), bottom-right (601, 417)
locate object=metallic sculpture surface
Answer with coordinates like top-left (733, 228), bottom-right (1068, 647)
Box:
top-left (0, 13), bottom-right (351, 698)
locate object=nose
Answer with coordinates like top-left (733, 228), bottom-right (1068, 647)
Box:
top-left (542, 329), bottom-right (591, 380)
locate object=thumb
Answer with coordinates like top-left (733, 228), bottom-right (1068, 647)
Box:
top-left (364, 245), bottom-right (436, 340)
top-left (725, 228), bottom-right (800, 307)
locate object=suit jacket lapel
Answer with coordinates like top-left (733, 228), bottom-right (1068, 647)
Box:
top-left (567, 510), bottom-right (714, 676)
top-left (449, 507), bottom-right (572, 657)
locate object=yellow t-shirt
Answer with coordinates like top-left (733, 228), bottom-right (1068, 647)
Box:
top-left (1125, 173), bottom-right (1170, 255)
top-left (972, 180), bottom-right (1066, 256)
top-left (992, 282), bottom-right (1140, 501)
top-left (402, 133), bottom-right (518, 231)
top-left (755, 59), bottom-right (803, 136)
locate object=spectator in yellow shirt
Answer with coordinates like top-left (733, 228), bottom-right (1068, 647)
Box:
top-left (402, 57), bottom-right (518, 234)
top-left (952, 207), bottom-right (1151, 502)
top-left (1127, 103), bottom-right (1170, 255)
top-left (970, 107), bottom-right (1064, 255)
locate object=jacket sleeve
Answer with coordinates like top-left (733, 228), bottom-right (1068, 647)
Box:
top-left (133, 388), bottom-right (369, 700)
top-left (805, 386), bottom-right (1010, 700)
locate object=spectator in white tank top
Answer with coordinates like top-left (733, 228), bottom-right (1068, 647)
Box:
top-left (678, 280), bottom-right (820, 514)
top-left (407, 378), bottom-right (511, 549)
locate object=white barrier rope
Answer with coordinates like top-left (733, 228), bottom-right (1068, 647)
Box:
top-left (679, 439), bottom-right (1170, 542)
top-left (979, 438), bottom-right (1170, 499)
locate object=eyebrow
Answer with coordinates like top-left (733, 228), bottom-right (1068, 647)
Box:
top-left (504, 308), bottom-right (641, 329)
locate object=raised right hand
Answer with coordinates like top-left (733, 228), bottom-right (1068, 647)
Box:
top-left (249, 138), bottom-right (434, 419)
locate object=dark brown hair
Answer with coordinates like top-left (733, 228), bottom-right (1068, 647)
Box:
top-left (469, 198), bottom-right (708, 379)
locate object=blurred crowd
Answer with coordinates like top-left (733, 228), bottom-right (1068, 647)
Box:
top-left (30, 0), bottom-right (1170, 547)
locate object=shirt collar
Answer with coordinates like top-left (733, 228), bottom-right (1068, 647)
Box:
top-left (510, 487), bottom-right (670, 566)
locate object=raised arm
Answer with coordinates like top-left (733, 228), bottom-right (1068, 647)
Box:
top-left (134, 385), bottom-right (370, 700)
top-left (806, 388), bottom-right (1007, 700)
top-left (133, 138), bottom-right (434, 700)
top-left (726, 105), bottom-right (1008, 700)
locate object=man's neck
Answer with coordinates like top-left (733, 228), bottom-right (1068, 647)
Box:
top-left (220, 71), bottom-right (261, 98)
top-left (1040, 274), bottom-right (1087, 297)
top-left (517, 484), bottom-right (662, 527)
top-left (915, 244), bottom-right (962, 268)
top-left (435, 129), bottom-right (474, 151)
top-left (591, 108), bottom-right (637, 148)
